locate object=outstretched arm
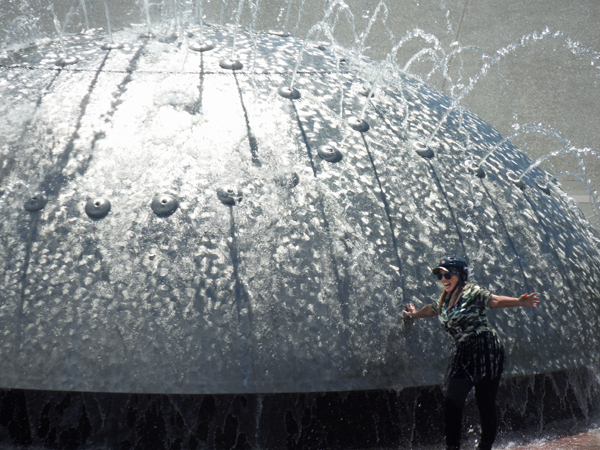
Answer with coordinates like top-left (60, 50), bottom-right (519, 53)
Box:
top-left (489, 292), bottom-right (540, 309)
top-left (403, 303), bottom-right (436, 319)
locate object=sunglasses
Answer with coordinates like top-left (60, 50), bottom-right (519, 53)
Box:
top-left (436, 272), bottom-right (454, 281)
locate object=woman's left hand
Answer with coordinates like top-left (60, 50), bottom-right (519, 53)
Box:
top-left (518, 292), bottom-right (540, 308)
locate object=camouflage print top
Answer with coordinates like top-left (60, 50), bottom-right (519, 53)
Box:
top-left (431, 283), bottom-right (496, 343)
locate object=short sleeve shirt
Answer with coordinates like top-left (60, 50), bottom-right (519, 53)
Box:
top-left (430, 284), bottom-right (494, 343)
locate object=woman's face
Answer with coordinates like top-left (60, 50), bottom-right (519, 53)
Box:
top-left (440, 271), bottom-right (459, 293)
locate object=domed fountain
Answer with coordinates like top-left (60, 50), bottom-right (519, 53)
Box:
top-left (1, 0), bottom-right (599, 448)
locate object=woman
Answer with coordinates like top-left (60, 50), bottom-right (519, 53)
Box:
top-left (403, 256), bottom-right (540, 450)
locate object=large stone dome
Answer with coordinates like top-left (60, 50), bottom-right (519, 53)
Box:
top-left (1, 23), bottom-right (599, 395)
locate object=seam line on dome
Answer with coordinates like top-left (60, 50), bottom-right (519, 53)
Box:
top-left (427, 161), bottom-right (468, 258)
top-left (479, 180), bottom-right (532, 293)
top-left (233, 72), bottom-right (260, 165)
top-left (360, 134), bottom-right (405, 293)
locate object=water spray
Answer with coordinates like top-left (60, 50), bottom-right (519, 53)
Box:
top-left (46, 0), bottom-right (78, 66)
top-left (189, 0), bottom-right (214, 52)
top-left (140, 0), bottom-right (155, 38)
top-left (101, 0), bottom-right (123, 50)
top-left (220, 0), bottom-right (246, 70)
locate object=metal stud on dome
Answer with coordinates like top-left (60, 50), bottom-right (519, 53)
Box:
top-left (278, 86), bottom-right (301, 99)
top-left (55, 56), bottom-right (79, 67)
top-left (24, 192), bottom-right (48, 211)
top-left (466, 160), bottom-right (486, 178)
top-left (85, 198), bottom-right (111, 218)
top-left (358, 85), bottom-right (376, 97)
top-left (190, 41), bottom-right (214, 52)
top-left (101, 42), bottom-right (124, 50)
top-left (268, 30), bottom-right (290, 37)
top-left (217, 186), bottom-right (242, 205)
top-left (506, 171), bottom-right (527, 190)
top-left (535, 177), bottom-right (551, 195)
top-left (318, 145), bottom-right (343, 163)
top-left (348, 117), bottom-right (370, 132)
top-left (219, 59), bottom-right (243, 70)
top-left (151, 194), bottom-right (179, 216)
top-left (413, 141), bottom-right (434, 158)
top-left (158, 34), bottom-right (179, 44)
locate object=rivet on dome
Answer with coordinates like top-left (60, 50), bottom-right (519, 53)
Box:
top-left (268, 30), bottom-right (290, 37)
top-left (219, 59), bottom-right (243, 70)
top-left (359, 85), bottom-right (376, 97)
top-left (24, 192), bottom-right (48, 211)
top-left (55, 56), bottom-right (79, 67)
top-left (413, 141), bottom-right (434, 158)
top-left (535, 177), bottom-right (551, 195)
top-left (151, 194), bottom-right (179, 216)
top-left (466, 160), bottom-right (486, 178)
top-left (318, 145), bottom-right (343, 163)
top-left (101, 42), bottom-right (124, 50)
top-left (190, 41), bottom-right (214, 52)
top-left (278, 86), bottom-right (301, 99)
top-left (348, 117), bottom-right (370, 133)
top-left (506, 171), bottom-right (527, 190)
top-left (85, 198), bottom-right (111, 218)
top-left (217, 186), bottom-right (243, 205)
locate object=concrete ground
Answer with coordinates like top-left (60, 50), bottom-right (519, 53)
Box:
top-left (507, 427), bottom-right (600, 449)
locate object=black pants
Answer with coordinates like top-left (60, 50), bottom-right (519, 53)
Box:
top-left (444, 375), bottom-right (502, 450)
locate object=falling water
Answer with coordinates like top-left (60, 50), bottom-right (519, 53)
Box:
top-left (358, 0), bottom-right (395, 53)
top-left (230, 0), bottom-right (246, 61)
top-left (287, 23), bottom-right (324, 90)
top-left (219, 0), bottom-right (231, 25)
top-left (477, 123), bottom-right (569, 171)
top-left (423, 28), bottom-right (563, 147)
top-left (61, 0), bottom-right (81, 35)
top-left (357, 61), bottom-right (386, 120)
top-left (45, 0), bottom-right (77, 65)
top-left (79, 0), bottom-right (90, 30)
top-left (519, 147), bottom-right (600, 191)
top-left (101, 0), bottom-right (122, 49)
top-left (195, 0), bottom-right (204, 35)
top-left (286, 0), bottom-right (354, 91)
top-left (141, 0), bottom-right (153, 37)
top-left (292, 0), bottom-right (307, 36)
top-left (280, 0), bottom-right (294, 32)
top-left (554, 171), bottom-right (600, 230)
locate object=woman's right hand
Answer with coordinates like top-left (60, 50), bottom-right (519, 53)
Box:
top-left (403, 303), bottom-right (435, 320)
top-left (403, 303), bottom-right (417, 318)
